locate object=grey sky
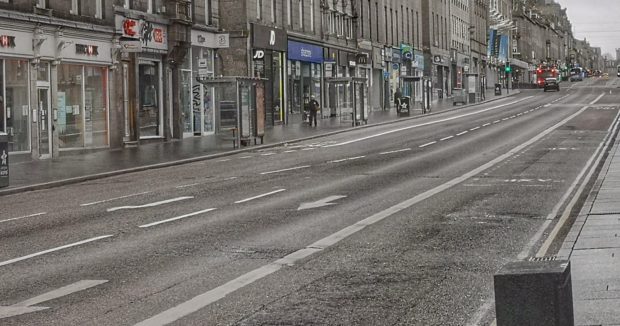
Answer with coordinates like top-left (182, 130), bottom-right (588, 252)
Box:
top-left (554, 0), bottom-right (620, 58)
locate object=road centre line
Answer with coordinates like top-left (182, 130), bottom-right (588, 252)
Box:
top-left (260, 152), bottom-right (276, 156)
top-left (235, 189), bottom-right (286, 204)
top-left (419, 141), bottom-right (437, 148)
top-left (283, 150), bottom-right (297, 153)
top-left (0, 235), bottom-right (113, 268)
top-left (217, 159), bottom-right (231, 162)
top-left (107, 197), bottom-right (194, 212)
top-left (458, 130), bottom-right (470, 135)
top-left (260, 165), bottom-right (310, 175)
top-left (379, 148), bottom-right (412, 155)
top-left (175, 183), bottom-right (200, 189)
top-left (328, 156), bottom-right (366, 163)
top-left (81, 191), bottom-right (152, 207)
top-left (139, 208), bottom-right (218, 228)
top-left (440, 136), bottom-right (454, 141)
top-left (469, 127), bottom-right (480, 131)
top-left (493, 120), bottom-right (501, 123)
top-left (135, 94), bottom-right (591, 326)
top-left (0, 212), bottom-right (47, 224)
top-left (482, 123), bottom-right (491, 127)
top-left (323, 97), bottom-right (533, 148)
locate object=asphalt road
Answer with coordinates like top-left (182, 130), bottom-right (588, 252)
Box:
top-left (1, 77), bottom-right (620, 325)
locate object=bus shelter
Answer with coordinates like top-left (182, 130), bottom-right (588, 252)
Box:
top-left (324, 77), bottom-right (368, 126)
top-left (400, 75), bottom-right (432, 114)
top-left (195, 76), bottom-right (266, 148)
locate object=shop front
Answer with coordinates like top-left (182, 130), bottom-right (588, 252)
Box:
top-left (183, 29), bottom-right (229, 137)
top-left (116, 15), bottom-right (168, 142)
top-left (0, 29), bottom-right (33, 154)
top-left (251, 24), bottom-right (287, 126)
top-left (287, 40), bottom-right (323, 122)
top-left (0, 24), bottom-right (113, 159)
top-left (370, 47), bottom-right (383, 110)
top-left (432, 54), bottom-right (450, 99)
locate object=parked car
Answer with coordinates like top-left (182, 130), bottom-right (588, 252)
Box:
top-left (543, 78), bottom-right (560, 92)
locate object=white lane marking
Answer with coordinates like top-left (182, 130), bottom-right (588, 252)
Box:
top-left (379, 148), bottom-right (412, 155)
top-left (324, 97), bottom-right (533, 147)
top-left (234, 189), bottom-right (286, 204)
top-left (81, 191), bottom-right (152, 207)
top-left (419, 141), bottom-right (437, 148)
top-left (327, 156), bottom-right (366, 163)
top-left (482, 123), bottom-right (491, 127)
top-left (175, 183), bottom-right (200, 189)
top-left (0, 235), bottom-right (113, 268)
top-left (457, 130), bottom-right (469, 136)
top-left (136, 95), bottom-right (585, 326)
top-left (440, 136), bottom-right (454, 141)
top-left (139, 208), bottom-right (217, 228)
top-left (0, 280), bottom-right (108, 319)
top-left (223, 177), bottom-right (238, 181)
top-left (217, 159), bottom-right (231, 162)
top-left (493, 120), bottom-right (501, 123)
top-left (239, 156), bottom-right (253, 159)
top-left (501, 118), bottom-right (509, 121)
top-left (260, 152), bottom-right (276, 156)
top-left (469, 127), bottom-right (480, 131)
top-left (298, 195), bottom-right (347, 210)
top-left (107, 197), bottom-right (194, 212)
top-left (301, 148), bottom-right (315, 151)
top-left (544, 104), bottom-right (551, 107)
top-left (283, 150), bottom-right (297, 153)
top-left (0, 212), bottom-right (47, 224)
top-left (260, 165), bottom-right (310, 175)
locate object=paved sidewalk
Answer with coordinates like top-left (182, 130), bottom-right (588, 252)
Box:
top-left (0, 88), bottom-right (511, 195)
top-left (558, 132), bottom-right (620, 325)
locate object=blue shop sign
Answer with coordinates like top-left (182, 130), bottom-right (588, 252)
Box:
top-left (288, 40), bottom-right (323, 63)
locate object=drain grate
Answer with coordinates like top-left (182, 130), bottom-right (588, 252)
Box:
top-left (529, 256), bottom-right (557, 262)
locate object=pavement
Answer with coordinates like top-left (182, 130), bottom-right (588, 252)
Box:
top-left (2, 85), bottom-right (618, 325)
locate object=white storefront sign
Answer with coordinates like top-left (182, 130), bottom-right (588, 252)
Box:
top-left (191, 30), bottom-right (229, 48)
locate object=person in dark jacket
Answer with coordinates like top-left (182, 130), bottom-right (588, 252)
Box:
top-left (308, 95), bottom-right (319, 127)
top-left (394, 87), bottom-right (402, 111)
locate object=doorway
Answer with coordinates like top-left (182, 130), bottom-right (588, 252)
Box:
top-left (37, 87), bottom-right (51, 158)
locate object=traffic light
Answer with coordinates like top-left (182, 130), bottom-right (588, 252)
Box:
top-left (505, 62), bottom-right (512, 73)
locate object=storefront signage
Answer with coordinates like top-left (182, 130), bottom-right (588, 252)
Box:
top-left (433, 55), bottom-right (443, 63)
top-left (191, 30), bottom-right (229, 48)
top-left (252, 24), bottom-right (287, 52)
top-left (75, 44), bottom-right (99, 56)
top-left (356, 53), bottom-right (369, 65)
top-left (372, 48), bottom-right (383, 69)
top-left (384, 47), bottom-right (393, 62)
top-left (391, 48), bottom-right (401, 63)
top-left (288, 41), bottom-right (323, 63)
top-left (401, 43), bottom-right (412, 61)
top-left (120, 40), bottom-right (142, 52)
top-left (253, 49), bottom-right (265, 60)
top-left (115, 15), bottom-right (168, 51)
top-left (0, 35), bottom-right (16, 48)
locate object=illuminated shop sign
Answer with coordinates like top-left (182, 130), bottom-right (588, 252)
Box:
top-left (0, 35), bottom-right (16, 48)
top-left (75, 44), bottom-right (99, 56)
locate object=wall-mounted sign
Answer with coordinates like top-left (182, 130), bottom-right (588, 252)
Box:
top-left (120, 40), bottom-right (142, 52)
top-left (191, 30), bottom-right (229, 48)
top-left (252, 24), bottom-right (287, 52)
top-left (115, 15), bottom-right (167, 51)
top-left (288, 41), bottom-right (323, 63)
top-left (75, 44), bottom-right (99, 56)
top-left (253, 49), bottom-right (265, 60)
top-left (356, 53), bottom-right (369, 65)
top-left (0, 35), bottom-right (16, 48)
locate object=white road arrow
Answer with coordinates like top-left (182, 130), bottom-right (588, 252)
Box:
top-left (0, 280), bottom-right (107, 319)
top-left (297, 195), bottom-right (347, 211)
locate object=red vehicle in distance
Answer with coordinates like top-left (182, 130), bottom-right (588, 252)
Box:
top-left (535, 65), bottom-right (560, 88)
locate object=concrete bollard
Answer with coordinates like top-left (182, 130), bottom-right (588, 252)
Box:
top-left (494, 260), bottom-right (574, 326)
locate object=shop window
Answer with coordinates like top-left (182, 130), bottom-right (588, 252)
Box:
top-left (58, 64), bottom-right (84, 148)
top-left (84, 66), bottom-right (108, 146)
top-left (139, 62), bottom-right (161, 137)
top-left (3, 60), bottom-right (30, 152)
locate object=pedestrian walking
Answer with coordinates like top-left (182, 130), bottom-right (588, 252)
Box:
top-left (394, 88), bottom-right (402, 112)
top-left (308, 95), bottom-right (319, 127)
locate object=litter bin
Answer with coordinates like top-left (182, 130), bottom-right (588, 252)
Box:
top-left (0, 132), bottom-right (8, 188)
top-left (495, 83), bottom-right (502, 95)
top-left (452, 88), bottom-right (467, 106)
top-left (398, 96), bottom-right (411, 116)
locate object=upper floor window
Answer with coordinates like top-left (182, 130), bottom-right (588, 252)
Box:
top-left (205, 0), bottom-right (213, 25)
top-left (35, 0), bottom-right (48, 8)
top-left (257, 0), bottom-right (262, 20)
